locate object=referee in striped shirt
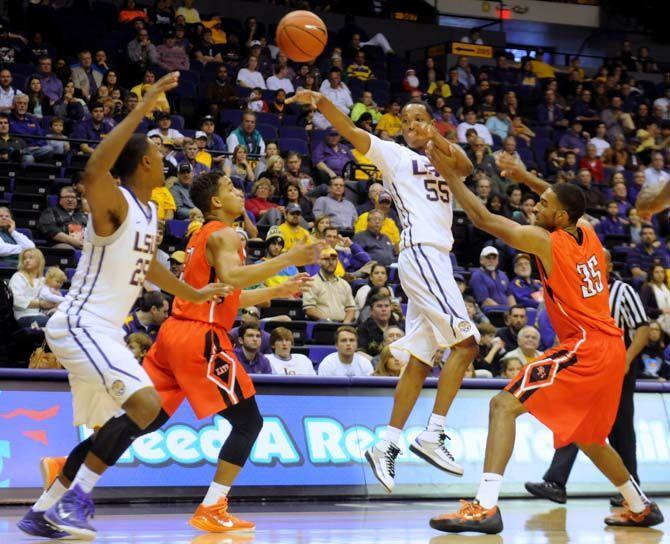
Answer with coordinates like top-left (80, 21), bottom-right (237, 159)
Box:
top-left (525, 249), bottom-right (650, 505)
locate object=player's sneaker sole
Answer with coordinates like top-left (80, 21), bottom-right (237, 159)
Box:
top-left (364, 448), bottom-right (394, 493)
top-left (409, 440), bottom-right (464, 477)
top-left (188, 517), bottom-right (256, 533)
top-left (43, 514), bottom-right (96, 541)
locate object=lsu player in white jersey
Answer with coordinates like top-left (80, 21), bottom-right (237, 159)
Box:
top-left (18, 72), bottom-right (229, 541)
top-left (287, 92), bottom-right (479, 492)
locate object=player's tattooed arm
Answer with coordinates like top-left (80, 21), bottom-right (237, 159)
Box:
top-left (286, 91), bottom-right (372, 154)
top-left (208, 228), bottom-right (325, 289)
top-left (145, 256), bottom-right (231, 302)
top-left (636, 181), bottom-right (670, 219)
top-left (427, 141), bottom-right (552, 268)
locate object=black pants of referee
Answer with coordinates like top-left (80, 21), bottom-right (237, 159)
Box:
top-left (542, 369), bottom-right (639, 486)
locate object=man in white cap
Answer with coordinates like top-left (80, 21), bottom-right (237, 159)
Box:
top-left (469, 246), bottom-right (516, 308)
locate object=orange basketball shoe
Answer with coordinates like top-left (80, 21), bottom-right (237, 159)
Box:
top-left (430, 500), bottom-right (503, 534)
top-left (40, 457), bottom-right (66, 489)
top-left (189, 497), bottom-right (255, 533)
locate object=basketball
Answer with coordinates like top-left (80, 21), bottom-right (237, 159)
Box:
top-left (276, 10), bottom-right (328, 63)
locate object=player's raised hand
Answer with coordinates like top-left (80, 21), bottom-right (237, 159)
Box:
top-left (285, 90), bottom-right (322, 108)
top-left (143, 72), bottom-right (180, 104)
top-left (276, 272), bottom-right (314, 297)
top-left (193, 282), bottom-right (234, 303)
top-left (496, 152), bottom-right (528, 182)
top-left (408, 120), bottom-right (436, 142)
top-left (425, 141), bottom-right (460, 182)
top-left (286, 240), bottom-right (327, 266)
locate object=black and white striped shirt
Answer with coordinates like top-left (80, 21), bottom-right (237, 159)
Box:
top-left (609, 279), bottom-right (649, 346)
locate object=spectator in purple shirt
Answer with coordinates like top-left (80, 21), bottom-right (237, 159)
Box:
top-left (233, 322), bottom-right (273, 374)
top-left (72, 102), bottom-right (113, 154)
top-left (35, 56), bottom-right (62, 105)
top-left (179, 139), bottom-right (209, 176)
top-left (596, 201), bottom-right (630, 241)
top-left (627, 225), bottom-right (670, 281)
top-left (559, 120), bottom-right (587, 157)
top-left (612, 180), bottom-right (632, 216)
top-left (9, 94), bottom-right (54, 158)
top-left (312, 127), bottom-right (355, 184)
top-left (469, 246), bottom-right (516, 308)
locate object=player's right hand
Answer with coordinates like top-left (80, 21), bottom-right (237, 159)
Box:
top-left (496, 152), bottom-right (527, 181)
top-left (285, 90), bottom-right (322, 108)
top-left (287, 240), bottom-right (327, 266)
top-left (144, 72), bottom-right (180, 103)
top-left (193, 282), bottom-right (234, 303)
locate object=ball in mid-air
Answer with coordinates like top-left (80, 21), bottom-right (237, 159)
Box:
top-left (276, 10), bottom-right (328, 63)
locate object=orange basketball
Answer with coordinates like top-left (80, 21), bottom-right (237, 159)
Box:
top-left (276, 10), bottom-right (328, 63)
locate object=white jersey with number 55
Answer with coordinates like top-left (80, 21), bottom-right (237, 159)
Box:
top-left (60, 186), bottom-right (158, 328)
top-left (365, 134), bottom-right (454, 253)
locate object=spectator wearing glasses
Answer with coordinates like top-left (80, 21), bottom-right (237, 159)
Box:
top-left (71, 50), bottom-right (103, 102)
top-left (267, 327), bottom-right (316, 375)
top-left (37, 185), bottom-right (87, 250)
top-left (229, 306), bottom-right (272, 354)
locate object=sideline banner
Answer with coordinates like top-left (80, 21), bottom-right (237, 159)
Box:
top-left (1, 379), bottom-right (669, 501)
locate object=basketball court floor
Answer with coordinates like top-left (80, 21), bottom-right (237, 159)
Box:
top-left (1, 498), bottom-right (668, 543)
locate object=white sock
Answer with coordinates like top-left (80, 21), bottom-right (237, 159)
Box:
top-left (475, 472), bottom-right (504, 509)
top-left (378, 425), bottom-right (403, 449)
top-left (617, 478), bottom-right (648, 513)
top-left (70, 464), bottom-right (101, 494)
top-left (202, 481), bottom-right (231, 506)
top-left (33, 479), bottom-right (67, 512)
top-left (426, 413), bottom-right (446, 434)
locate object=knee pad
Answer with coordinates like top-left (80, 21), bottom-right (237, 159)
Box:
top-left (63, 437), bottom-right (94, 482)
top-left (218, 398), bottom-right (263, 466)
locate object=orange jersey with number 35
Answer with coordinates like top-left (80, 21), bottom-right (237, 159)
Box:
top-left (536, 226), bottom-right (622, 342)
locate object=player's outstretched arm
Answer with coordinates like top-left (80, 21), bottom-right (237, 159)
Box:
top-left (207, 228), bottom-right (325, 289)
top-left (427, 142), bottom-right (552, 263)
top-left (496, 152), bottom-right (551, 197)
top-left (238, 273), bottom-right (313, 307)
top-left (84, 72), bottom-right (180, 237)
top-left (145, 257), bottom-right (232, 302)
top-left (286, 90), bottom-right (371, 154)
top-left (636, 181), bottom-right (670, 218)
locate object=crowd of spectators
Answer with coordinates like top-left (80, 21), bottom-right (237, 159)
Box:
top-left (1, 2), bottom-right (670, 381)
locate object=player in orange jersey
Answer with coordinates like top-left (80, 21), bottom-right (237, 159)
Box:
top-left (422, 143), bottom-right (664, 534)
top-left (141, 172), bottom-right (323, 533)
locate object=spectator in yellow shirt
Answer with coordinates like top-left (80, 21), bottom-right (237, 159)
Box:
top-left (278, 203), bottom-right (311, 251)
top-left (150, 185), bottom-right (176, 221)
top-left (194, 131), bottom-right (212, 169)
top-left (176, 0), bottom-right (200, 24)
top-left (202, 16), bottom-right (227, 44)
top-left (375, 100), bottom-right (402, 138)
top-left (354, 190), bottom-right (400, 247)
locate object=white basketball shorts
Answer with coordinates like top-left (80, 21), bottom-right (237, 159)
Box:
top-left (45, 311), bottom-right (153, 428)
top-left (390, 244), bottom-right (479, 366)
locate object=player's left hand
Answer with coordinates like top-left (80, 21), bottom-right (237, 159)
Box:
top-left (408, 120), bottom-right (436, 142)
top-left (193, 282), bottom-right (234, 303)
top-left (285, 90), bottom-right (322, 108)
top-left (496, 152), bottom-right (528, 181)
top-left (276, 273), bottom-right (313, 297)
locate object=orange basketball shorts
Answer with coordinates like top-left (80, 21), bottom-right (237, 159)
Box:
top-left (505, 331), bottom-right (626, 448)
top-left (143, 317), bottom-right (256, 419)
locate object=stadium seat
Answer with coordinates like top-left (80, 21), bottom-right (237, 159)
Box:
top-left (11, 210), bottom-right (41, 230)
top-left (40, 247), bottom-right (78, 269)
top-left (255, 112), bottom-right (281, 128)
top-left (246, 240), bottom-right (264, 261)
top-left (13, 179), bottom-right (53, 196)
top-left (308, 344), bottom-right (336, 364)
top-left (278, 138), bottom-right (309, 156)
top-left (166, 220), bottom-right (188, 239)
top-left (309, 322), bottom-right (343, 344)
top-left (263, 320), bottom-right (308, 345)
top-left (220, 109), bottom-right (243, 131)
top-left (263, 298), bottom-right (305, 320)
top-left (256, 123), bottom-right (278, 142)
top-left (280, 126), bottom-right (308, 141)
top-left (170, 115), bottom-right (185, 131)
top-left (10, 193), bottom-right (47, 212)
